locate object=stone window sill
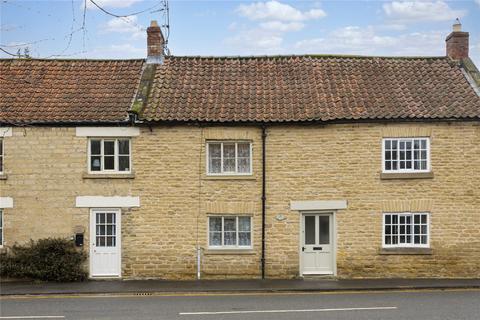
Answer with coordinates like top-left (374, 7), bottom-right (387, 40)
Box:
top-left (204, 249), bottom-right (256, 255)
top-left (0, 174), bottom-right (7, 180)
top-left (380, 172), bottom-right (434, 180)
top-left (379, 248), bottom-right (433, 255)
top-left (202, 175), bottom-right (256, 181)
top-left (83, 173), bottom-right (135, 179)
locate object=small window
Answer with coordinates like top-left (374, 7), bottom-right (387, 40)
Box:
top-left (0, 139), bottom-right (3, 174)
top-left (383, 138), bottom-right (430, 173)
top-left (88, 138), bottom-right (131, 173)
top-left (207, 141), bottom-right (252, 175)
top-left (208, 216), bottom-right (252, 249)
top-left (383, 213), bottom-right (429, 248)
top-left (0, 209), bottom-right (3, 247)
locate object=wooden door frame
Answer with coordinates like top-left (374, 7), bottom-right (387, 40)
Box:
top-left (298, 211), bottom-right (337, 277)
top-left (89, 208), bottom-right (122, 278)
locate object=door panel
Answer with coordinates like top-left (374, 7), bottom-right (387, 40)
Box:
top-left (90, 210), bottom-right (121, 277)
top-left (301, 214), bottom-right (334, 275)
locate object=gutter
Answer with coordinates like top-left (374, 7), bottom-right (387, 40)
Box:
top-left (261, 124), bottom-right (267, 280)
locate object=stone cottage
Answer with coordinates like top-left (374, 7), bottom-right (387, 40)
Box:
top-left (1, 21), bottom-right (479, 279)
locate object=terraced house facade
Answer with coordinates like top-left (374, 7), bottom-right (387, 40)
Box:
top-left (1, 21), bottom-right (479, 280)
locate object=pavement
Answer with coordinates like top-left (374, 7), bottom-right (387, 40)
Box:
top-left (1, 278), bottom-right (479, 296)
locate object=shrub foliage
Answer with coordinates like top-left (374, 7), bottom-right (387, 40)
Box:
top-left (0, 238), bottom-right (87, 282)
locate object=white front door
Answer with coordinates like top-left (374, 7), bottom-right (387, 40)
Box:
top-left (90, 209), bottom-right (121, 277)
top-left (301, 213), bottom-right (334, 275)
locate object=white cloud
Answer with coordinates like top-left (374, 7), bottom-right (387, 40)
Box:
top-left (227, 1), bottom-right (326, 54)
top-left (476, 0), bottom-right (480, 6)
top-left (86, 0), bottom-right (142, 9)
top-left (259, 21), bottom-right (305, 32)
top-left (101, 16), bottom-right (145, 39)
top-left (225, 28), bottom-right (284, 53)
top-left (294, 26), bottom-right (445, 57)
top-left (383, 1), bottom-right (466, 23)
top-left (236, 0), bottom-right (326, 22)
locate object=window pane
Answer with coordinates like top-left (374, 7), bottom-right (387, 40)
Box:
top-left (223, 144), bottom-right (235, 158)
top-left (208, 143), bottom-right (221, 174)
top-left (237, 158), bottom-right (250, 173)
top-left (385, 236), bottom-right (391, 245)
top-left (385, 161), bottom-right (391, 170)
top-left (421, 215), bottom-right (427, 224)
top-left (238, 217), bottom-right (251, 232)
top-left (91, 156), bottom-right (101, 171)
top-left (385, 215), bottom-right (391, 224)
top-left (96, 236), bottom-right (105, 247)
top-left (224, 217), bottom-right (236, 232)
top-left (319, 216), bottom-right (329, 244)
top-left (119, 156), bottom-right (130, 171)
top-left (90, 140), bottom-right (101, 155)
top-left (237, 143), bottom-right (250, 157)
top-left (107, 225), bottom-right (115, 236)
top-left (223, 158), bottom-right (235, 173)
top-left (385, 151), bottom-right (391, 161)
top-left (305, 216), bottom-right (315, 245)
top-left (209, 158), bottom-right (221, 173)
top-left (0, 157), bottom-right (2, 173)
top-left (209, 217), bottom-right (221, 232)
top-left (224, 231), bottom-right (236, 245)
top-left (385, 140), bottom-right (391, 149)
top-left (223, 144), bottom-right (236, 172)
top-left (106, 237), bottom-right (114, 247)
top-left (104, 141), bottom-right (115, 156)
top-left (239, 232), bottom-right (251, 246)
top-left (118, 140), bottom-right (130, 155)
top-left (208, 143), bottom-right (221, 158)
top-left (209, 232), bottom-right (221, 246)
top-left (421, 140), bottom-right (427, 149)
top-left (104, 156), bottom-right (115, 170)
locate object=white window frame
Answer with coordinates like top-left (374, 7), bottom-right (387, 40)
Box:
top-left (382, 212), bottom-right (430, 248)
top-left (206, 141), bottom-right (253, 176)
top-left (382, 137), bottom-right (430, 173)
top-left (0, 209), bottom-right (3, 247)
top-left (88, 138), bottom-right (132, 174)
top-left (207, 216), bottom-right (253, 250)
top-left (0, 139), bottom-right (3, 175)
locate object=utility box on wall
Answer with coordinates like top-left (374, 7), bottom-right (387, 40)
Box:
top-left (75, 233), bottom-right (84, 247)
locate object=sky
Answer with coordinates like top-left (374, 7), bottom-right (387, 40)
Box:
top-left (0, 0), bottom-right (479, 65)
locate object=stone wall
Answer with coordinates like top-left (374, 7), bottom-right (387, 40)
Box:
top-left (0, 127), bottom-right (134, 260)
top-left (2, 122), bottom-right (479, 279)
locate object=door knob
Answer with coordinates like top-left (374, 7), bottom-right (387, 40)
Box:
top-left (302, 247), bottom-right (305, 252)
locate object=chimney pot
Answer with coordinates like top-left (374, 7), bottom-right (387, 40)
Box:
top-left (147, 20), bottom-right (164, 64)
top-left (446, 19), bottom-right (468, 60)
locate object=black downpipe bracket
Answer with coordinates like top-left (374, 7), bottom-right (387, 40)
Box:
top-left (261, 125), bottom-right (267, 280)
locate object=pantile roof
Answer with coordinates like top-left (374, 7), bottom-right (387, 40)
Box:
top-left (0, 59), bottom-right (144, 124)
top-left (141, 55), bottom-right (480, 123)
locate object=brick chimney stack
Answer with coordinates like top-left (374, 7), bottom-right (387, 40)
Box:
top-left (446, 19), bottom-right (469, 60)
top-left (147, 20), bottom-right (164, 64)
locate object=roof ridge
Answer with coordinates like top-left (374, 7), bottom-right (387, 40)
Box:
top-left (0, 58), bottom-right (145, 62)
top-left (164, 54), bottom-right (448, 60)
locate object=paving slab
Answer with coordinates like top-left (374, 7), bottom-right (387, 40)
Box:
top-left (1, 278), bottom-right (479, 296)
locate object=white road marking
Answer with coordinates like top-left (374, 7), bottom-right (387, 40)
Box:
top-left (179, 306), bottom-right (398, 315)
top-left (0, 316), bottom-right (65, 319)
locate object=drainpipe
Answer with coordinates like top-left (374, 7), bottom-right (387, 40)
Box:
top-left (261, 125), bottom-right (267, 280)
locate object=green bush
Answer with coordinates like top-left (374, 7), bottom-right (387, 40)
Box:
top-left (0, 238), bottom-right (87, 282)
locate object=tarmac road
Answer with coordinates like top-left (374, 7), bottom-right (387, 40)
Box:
top-left (0, 289), bottom-right (479, 320)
